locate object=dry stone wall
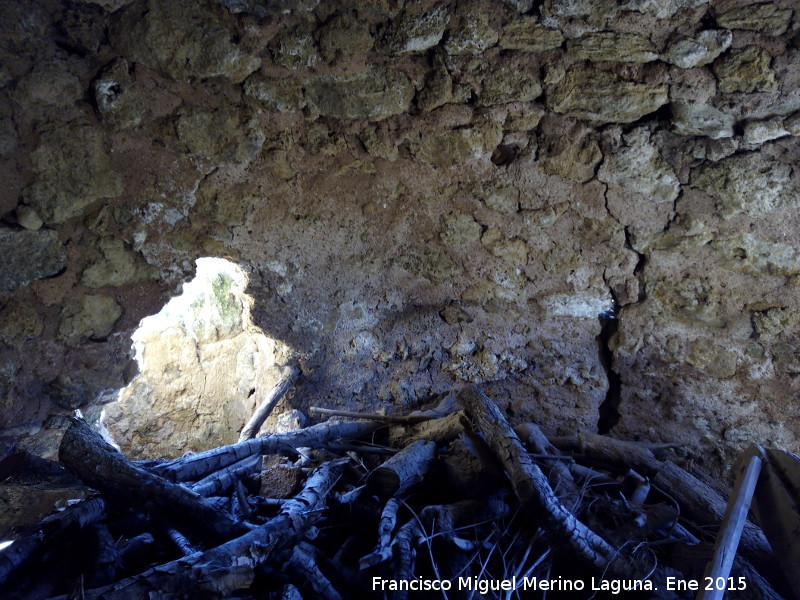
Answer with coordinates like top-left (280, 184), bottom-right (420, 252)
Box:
top-left (0, 0), bottom-right (798, 470)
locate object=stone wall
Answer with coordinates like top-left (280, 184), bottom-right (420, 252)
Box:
top-left (0, 0), bottom-right (798, 470)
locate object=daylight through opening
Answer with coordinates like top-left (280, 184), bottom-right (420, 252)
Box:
top-left (103, 258), bottom-right (292, 460)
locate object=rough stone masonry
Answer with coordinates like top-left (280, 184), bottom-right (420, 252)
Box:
top-left (0, 0), bottom-right (798, 474)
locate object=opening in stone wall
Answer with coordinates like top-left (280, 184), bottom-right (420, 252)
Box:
top-left (102, 257), bottom-right (293, 460)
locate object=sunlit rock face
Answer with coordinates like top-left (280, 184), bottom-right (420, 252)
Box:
top-left (1, 0), bottom-right (799, 470)
top-left (103, 258), bottom-right (292, 459)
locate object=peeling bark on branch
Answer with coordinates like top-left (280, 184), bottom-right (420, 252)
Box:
top-left (65, 459), bottom-right (347, 599)
top-left (59, 418), bottom-right (245, 544)
top-left (366, 439), bottom-right (436, 500)
top-left (0, 495), bottom-right (105, 584)
top-left (458, 384), bottom-right (621, 572)
top-left (5, 389), bottom-right (788, 599)
top-left (153, 420), bottom-right (381, 482)
top-left (239, 365), bottom-right (299, 441)
top-left (188, 454), bottom-right (261, 497)
top-left (359, 497), bottom-right (401, 569)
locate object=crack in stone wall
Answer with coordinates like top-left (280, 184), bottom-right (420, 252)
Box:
top-left (0, 0), bottom-right (798, 472)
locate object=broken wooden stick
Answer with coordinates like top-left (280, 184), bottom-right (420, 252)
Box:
top-left (652, 460), bottom-right (774, 579)
top-left (309, 407), bottom-right (435, 424)
top-left (153, 419), bottom-right (381, 482)
top-left (239, 365), bottom-right (299, 441)
top-left (188, 454), bottom-right (262, 497)
top-left (553, 428), bottom-right (778, 580)
top-left (366, 439), bottom-right (436, 500)
top-left (553, 431), bottom-right (664, 474)
top-left (392, 518), bottom-right (423, 600)
top-left (165, 525), bottom-right (198, 557)
top-left (360, 497), bottom-right (401, 569)
top-left (59, 459), bottom-right (348, 599)
top-left (515, 422), bottom-right (582, 512)
top-left (698, 447), bottom-right (763, 600)
top-left (0, 495), bottom-right (106, 584)
top-left (59, 418), bottom-right (245, 544)
top-left (458, 385), bottom-right (621, 572)
top-left (288, 542), bottom-right (343, 600)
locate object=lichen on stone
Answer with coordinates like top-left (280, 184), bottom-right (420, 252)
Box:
top-left (687, 338), bottom-right (738, 378)
top-left (243, 74), bottom-right (306, 114)
top-left (444, 11), bottom-right (498, 55)
top-left (537, 118), bottom-right (602, 183)
top-left (82, 238), bottom-right (157, 288)
top-left (316, 12), bottom-right (373, 63)
top-left (598, 127), bottom-right (679, 205)
top-left (716, 3), bottom-right (793, 37)
top-left (567, 32), bottom-right (658, 63)
top-left (305, 66), bottom-right (415, 121)
top-left (24, 121), bottom-right (123, 224)
top-left (439, 212), bottom-right (482, 247)
top-left (547, 65), bottom-right (668, 124)
top-left (662, 30), bottom-right (732, 69)
top-left (691, 153), bottom-right (794, 218)
top-left (478, 63), bottom-right (542, 106)
top-left (409, 122), bottom-right (503, 167)
top-left (499, 18), bottom-right (564, 52)
top-left (670, 102), bottom-right (734, 139)
top-left (94, 58), bottom-right (146, 129)
top-left (416, 53), bottom-right (454, 112)
top-left (476, 182), bottom-right (520, 215)
top-left (752, 307), bottom-right (797, 338)
top-left (269, 25), bottom-right (319, 70)
top-left (14, 57), bottom-right (83, 107)
top-left (59, 294), bottom-right (123, 345)
top-left (713, 45), bottom-right (777, 94)
top-left (713, 235), bottom-right (800, 278)
top-left (111, 0), bottom-right (261, 83)
top-left (0, 230), bottom-right (66, 291)
top-left (481, 227), bottom-right (528, 266)
top-left (396, 246), bottom-right (463, 284)
top-left (380, 3), bottom-right (450, 55)
top-left (174, 105), bottom-right (265, 166)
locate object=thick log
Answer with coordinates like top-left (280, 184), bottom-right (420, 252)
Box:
top-left (653, 460), bottom-right (775, 580)
top-left (188, 454), bottom-right (261, 497)
top-left (311, 394), bottom-right (456, 427)
top-left (698, 450), bottom-right (763, 600)
top-left (0, 495), bottom-right (105, 585)
top-left (85, 523), bottom-right (120, 587)
top-left (366, 440), bottom-right (436, 500)
top-left (458, 385), bottom-right (623, 573)
top-left (239, 366), bottom-right (299, 442)
top-left (61, 459), bottom-right (347, 599)
top-left (166, 526), bottom-right (199, 557)
top-left (553, 427), bottom-right (778, 580)
top-left (234, 481), bottom-right (252, 519)
top-left (59, 417), bottom-right (245, 544)
top-left (420, 495), bottom-right (508, 550)
top-left (153, 419), bottom-right (381, 482)
top-left (554, 431), bottom-right (664, 475)
top-left (568, 462), bottom-right (618, 486)
top-left (117, 533), bottom-right (155, 573)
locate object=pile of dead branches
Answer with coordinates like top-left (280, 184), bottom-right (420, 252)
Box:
top-left (0, 385), bottom-right (792, 599)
